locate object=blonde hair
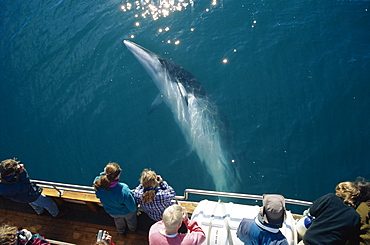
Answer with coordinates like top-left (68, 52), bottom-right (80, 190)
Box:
top-left (335, 181), bottom-right (360, 208)
top-left (140, 169), bottom-right (158, 203)
top-left (0, 224), bottom-right (17, 245)
top-left (94, 162), bottom-right (122, 190)
top-left (162, 204), bottom-right (183, 233)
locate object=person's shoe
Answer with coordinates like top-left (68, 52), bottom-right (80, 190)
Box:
top-left (37, 210), bottom-right (45, 216)
top-left (118, 231), bottom-right (127, 237)
top-left (53, 208), bottom-right (69, 218)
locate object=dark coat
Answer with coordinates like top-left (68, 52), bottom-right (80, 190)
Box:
top-left (0, 170), bottom-right (41, 203)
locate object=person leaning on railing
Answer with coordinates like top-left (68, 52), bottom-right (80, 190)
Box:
top-left (133, 168), bottom-right (176, 221)
top-left (0, 158), bottom-right (68, 218)
top-left (236, 194), bottom-right (289, 245)
top-left (93, 162), bottom-right (137, 237)
top-left (299, 181), bottom-right (361, 245)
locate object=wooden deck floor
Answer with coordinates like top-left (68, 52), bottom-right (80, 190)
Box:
top-left (0, 196), bottom-right (154, 245)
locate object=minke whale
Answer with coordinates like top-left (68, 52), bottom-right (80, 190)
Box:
top-left (123, 40), bottom-right (240, 191)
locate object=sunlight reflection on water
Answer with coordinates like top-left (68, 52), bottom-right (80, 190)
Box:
top-left (121, 1), bottom-right (225, 49)
top-left (120, 0), bottom-right (194, 20)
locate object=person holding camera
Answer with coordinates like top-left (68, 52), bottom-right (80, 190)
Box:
top-left (0, 158), bottom-right (67, 218)
top-left (149, 204), bottom-right (205, 245)
top-left (0, 223), bottom-right (50, 245)
top-left (95, 230), bottom-right (115, 245)
top-left (93, 162), bottom-right (137, 236)
top-left (133, 169), bottom-right (175, 222)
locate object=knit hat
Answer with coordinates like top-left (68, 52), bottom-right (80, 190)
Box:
top-left (262, 194), bottom-right (286, 228)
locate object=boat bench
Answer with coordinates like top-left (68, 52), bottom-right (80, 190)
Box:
top-left (41, 186), bottom-right (101, 212)
top-left (41, 185), bottom-right (198, 214)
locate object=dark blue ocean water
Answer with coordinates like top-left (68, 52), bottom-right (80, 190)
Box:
top-left (1, 0), bottom-right (369, 209)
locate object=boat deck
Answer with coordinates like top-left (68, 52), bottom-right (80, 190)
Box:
top-left (0, 182), bottom-right (310, 245)
top-left (0, 195), bottom-right (153, 245)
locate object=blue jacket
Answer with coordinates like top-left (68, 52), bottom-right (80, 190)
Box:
top-left (94, 175), bottom-right (137, 215)
top-left (0, 170), bottom-right (41, 203)
top-left (237, 217), bottom-right (288, 245)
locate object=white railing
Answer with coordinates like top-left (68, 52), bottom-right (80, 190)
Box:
top-left (32, 180), bottom-right (312, 206)
top-left (176, 189), bottom-right (312, 206)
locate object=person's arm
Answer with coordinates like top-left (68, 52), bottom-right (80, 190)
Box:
top-left (17, 164), bottom-right (31, 183)
top-left (123, 186), bottom-right (137, 212)
top-left (156, 176), bottom-right (174, 192)
top-left (309, 193), bottom-right (330, 217)
top-left (184, 219), bottom-right (206, 244)
top-left (185, 219), bottom-right (205, 234)
top-left (157, 181), bottom-right (175, 202)
top-left (236, 218), bottom-right (254, 244)
top-left (132, 184), bottom-right (143, 201)
top-left (182, 207), bottom-right (206, 243)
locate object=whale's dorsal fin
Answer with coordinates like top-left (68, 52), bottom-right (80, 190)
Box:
top-left (148, 93), bottom-right (164, 114)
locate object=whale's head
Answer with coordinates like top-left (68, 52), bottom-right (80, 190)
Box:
top-left (123, 40), bottom-right (163, 80)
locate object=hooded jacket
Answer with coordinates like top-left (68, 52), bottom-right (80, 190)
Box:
top-left (0, 170), bottom-right (41, 203)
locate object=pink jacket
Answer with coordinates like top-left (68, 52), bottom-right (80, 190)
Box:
top-left (149, 219), bottom-right (206, 245)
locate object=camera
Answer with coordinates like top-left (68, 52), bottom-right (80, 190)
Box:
top-left (96, 230), bottom-right (108, 242)
top-left (13, 157), bottom-right (22, 166)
